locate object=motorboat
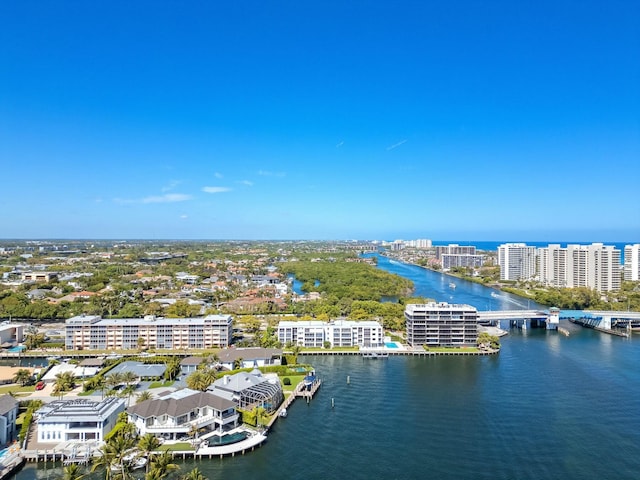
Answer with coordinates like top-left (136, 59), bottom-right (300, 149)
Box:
top-left (110, 454), bottom-right (147, 472)
top-left (279, 408), bottom-right (287, 418)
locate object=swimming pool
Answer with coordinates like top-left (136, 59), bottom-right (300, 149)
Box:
top-left (385, 342), bottom-right (399, 349)
top-left (7, 346), bottom-right (25, 353)
top-left (207, 431), bottom-right (249, 446)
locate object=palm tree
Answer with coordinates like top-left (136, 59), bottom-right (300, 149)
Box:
top-left (13, 368), bottom-right (32, 386)
top-left (53, 371), bottom-right (76, 399)
top-left (136, 391), bottom-right (153, 404)
top-left (137, 434), bottom-right (162, 474)
top-left (63, 463), bottom-right (86, 480)
top-left (121, 371), bottom-right (138, 386)
top-left (164, 357), bottom-right (181, 381)
top-left (185, 370), bottom-right (214, 392)
top-left (92, 441), bottom-right (117, 480)
top-left (181, 467), bottom-right (206, 480)
top-left (148, 451), bottom-right (179, 479)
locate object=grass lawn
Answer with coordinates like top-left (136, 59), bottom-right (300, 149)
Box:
top-left (281, 375), bottom-right (306, 392)
top-left (0, 385), bottom-right (36, 395)
top-left (149, 380), bottom-right (175, 389)
top-left (158, 443), bottom-right (193, 452)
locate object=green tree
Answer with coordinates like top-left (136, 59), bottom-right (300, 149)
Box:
top-left (185, 369), bottom-right (214, 392)
top-left (164, 357), bottom-right (181, 381)
top-left (180, 468), bottom-right (206, 480)
top-left (53, 371), bottom-right (76, 399)
top-left (137, 434), bottom-right (162, 474)
top-left (13, 368), bottom-right (32, 386)
top-left (63, 463), bottom-right (87, 480)
top-left (136, 391), bottom-right (153, 404)
top-left (148, 451), bottom-right (179, 479)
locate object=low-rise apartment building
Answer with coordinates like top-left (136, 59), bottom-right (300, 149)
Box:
top-left (405, 302), bottom-right (478, 347)
top-left (65, 314), bottom-right (233, 351)
top-left (277, 319), bottom-right (383, 348)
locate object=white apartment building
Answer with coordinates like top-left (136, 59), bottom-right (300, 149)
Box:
top-left (441, 253), bottom-right (485, 270)
top-left (624, 244), bottom-right (640, 281)
top-left (65, 314), bottom-right (233, 351)
top-left (277, 320), bottom-right (383, 348)
top-left (498, 243), bottom-right (537, 281)
top-left (435, 244), bottom-right (477, 260)
top-left (36, 398), bottom-right (125, 443)
top-left (405, 302), bottom-right (478, 347)
top-left (539, 243), bottom-right (621, 292)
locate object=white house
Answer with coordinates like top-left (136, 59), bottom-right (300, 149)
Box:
top-left (0, 395), bottom-right (19, 446)
top-left (36, 398), bottom-right (125, 443)
top-left (127, 389), bottom-right (238, 441)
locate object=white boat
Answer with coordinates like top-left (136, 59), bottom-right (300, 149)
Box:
top-left (449, 282), bottom-right (456, 289)
top-left (279, 408), bottom-right (287, 418)
top-left (491, 292), bottom-right (499, 298)
top-left (110, 454), bottom-right (147, 472)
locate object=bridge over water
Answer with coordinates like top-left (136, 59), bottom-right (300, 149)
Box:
top-left (477, 309), bottom-right (558, 330)
top-left (477, 308), bottom-right (639, 333)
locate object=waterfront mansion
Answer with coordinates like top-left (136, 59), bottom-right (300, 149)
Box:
top-left (127, 389), bottom-right (238, 441)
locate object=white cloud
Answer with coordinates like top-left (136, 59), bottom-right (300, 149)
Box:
top-left (202, 186), bottom-right (232, 194)
top-left (214, 172), bottom-right (224, 179)
top-left (336, 141), bottom-right (344, 148)
top-left (180, 214), bottom-right (188, 219)
top-left (142, 193), bottom-right (193, 203)
top-left (386, 139), bottom-right (407, 151)
top-left (238, 180), bottom-right (254, 186)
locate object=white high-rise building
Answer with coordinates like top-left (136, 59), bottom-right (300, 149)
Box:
top-left (538, 243), bottom-right (621, 292)
top-left (623, 244), bottom-right (640, 281)
top-left (497, 243), bottom-right (537, 281)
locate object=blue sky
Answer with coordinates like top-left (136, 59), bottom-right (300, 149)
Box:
top-left (1, 1), bottom-right (638, 241)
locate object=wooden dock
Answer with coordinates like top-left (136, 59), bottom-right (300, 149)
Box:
top-left (267, 377), bottom-right (322, 428)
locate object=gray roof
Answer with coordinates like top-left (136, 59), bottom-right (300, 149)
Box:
top-left (211, 372), bottom-right (268, 393)
top-left (0, 394), bottom-right (18, 416)
top-left (110, 361), bottom-right (166, 378)
top-left (128, 390), bottom-right (235, 419)
top-left (180, 356), bottom-right (205, 366)
top-left (217, 348), bottom-right (281, 364)
top-left (79, 357), bottom-right (105, 367)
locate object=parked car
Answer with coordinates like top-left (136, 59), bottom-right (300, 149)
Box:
top-left (35, 381), bottom-right (45, 391)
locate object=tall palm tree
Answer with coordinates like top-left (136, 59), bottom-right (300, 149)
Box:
top-left (148, 451), bottom-right (179, 479)
top-left (63, 463), bottom-right (86, 480)
top-left (181, 467), bottom-right (206, 480)
top-left (137, 434), bottom-right (162, 474)
top-left (92, 441), bottom-right (117, 480)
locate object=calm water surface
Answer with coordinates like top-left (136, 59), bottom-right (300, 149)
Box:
top-left (14, 257), bottom-right (640, 480)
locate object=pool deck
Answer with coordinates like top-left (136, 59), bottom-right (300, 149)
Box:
top-left (195, 429), bottom-right (267, 458)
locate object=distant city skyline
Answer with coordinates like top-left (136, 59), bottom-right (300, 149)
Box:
top-left (1, 1), bottom-right (638, 241)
